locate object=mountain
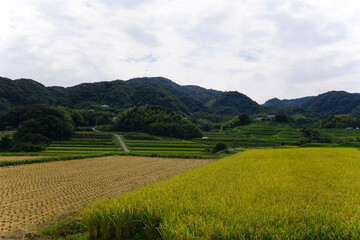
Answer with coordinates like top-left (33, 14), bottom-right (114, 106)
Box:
top-left (64, 80), bottom-right (190, 113)
top-left (0, 76), bottom-right (264, 119)
top-left (1, 76), bottom-right (359, 119)
top-left (264, 96), bottom-right (314, 107)
top-left (0, 77), bottom-right (249, 119)
top-left (0, 77), bottom-right (59, 113)
top-left (182, 85), bottom-right (222, 103)
top-left (209, 91), bottom-right (262, 115)
top-left (303, 91), bottom-right (360, 115)
top-left (127, 77), bottom-right (207, 113)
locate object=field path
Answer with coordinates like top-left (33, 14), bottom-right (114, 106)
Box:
top-left (114, 134), bottom-right (130, 152)
top-left (0, 156), bottom-right (211, 235)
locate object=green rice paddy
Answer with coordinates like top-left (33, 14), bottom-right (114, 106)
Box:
top-left (124, 139), bottom-right (212, 154)
top-left (43, 135), bottom-right (123, 155)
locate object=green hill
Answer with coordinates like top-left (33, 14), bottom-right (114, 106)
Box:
top-left (209, 91), bottom-right (262, 116)
top-left (128, 77), bottom-right (207, 113)
top-left (64, 80), bottom-right (189, 113)
top-left (0, 77), bottom-right (260, 119)
top-left (264, 96), bottom-right (314, 107)
top-left (183, 85), bottom-right (222, 103)
top-left (303, 91), bottom-right (360, 115)
top-left (1, 76), bottom-right (359, 119)
top-left (0, 77), bottom-right (59, 113)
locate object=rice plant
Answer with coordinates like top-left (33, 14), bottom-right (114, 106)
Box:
top-left (81, 148), bottom-right (360, 239)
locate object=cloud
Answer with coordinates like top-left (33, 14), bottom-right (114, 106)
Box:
top-left (125, 24), bottom-right (159, 47)
top-left (1, 0), bottom-right (360, 103)
top-left (185, 13), bottom-right (231, 47)
top-left (291, 59), bottom-right (360, 83)
top-left (101, 0), bottom-right (149, 9)
top-left (122, 53), bottom-right (157, 63)
top-left (234, 49), bottom-right (264, 62)
top-left (267, 12), bottom-right (348, 48)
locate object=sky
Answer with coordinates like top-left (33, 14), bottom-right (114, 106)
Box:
top-left (1, 0), bottom-right (360, 104)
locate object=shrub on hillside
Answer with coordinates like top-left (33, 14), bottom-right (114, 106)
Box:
top-left (10, 142), bottom-right (45, 152)
top-left (17, 133), bottom-right (49, 144)
top-left (212, 143), bottom-right (227, 153)
top-left (223, 113), bottom-right (251, 129)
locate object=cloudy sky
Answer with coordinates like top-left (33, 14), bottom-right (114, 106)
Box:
top-left (1, 0), bottom-right (360, 103)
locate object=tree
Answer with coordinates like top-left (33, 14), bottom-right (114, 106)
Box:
top-left (275, 114), bottom-right (288, 123)
top-left (0, 136), bottom-right (13, 151)
top-left (113, 105), bottom-right (202, 139)
top-left (223, 113), bottom-right (251, 129)
top-left (212, 143), bottom-right (227, 153)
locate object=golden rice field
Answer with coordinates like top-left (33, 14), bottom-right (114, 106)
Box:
top-left (0, 156), bottom-right (211, 235)
top-left (83, 148), bottom-right (360, 239)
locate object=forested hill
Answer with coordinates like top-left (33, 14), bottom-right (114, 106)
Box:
top-left (0, 76), bottom-right (263, 119)
top-left (303, 91), bottom-right (360, 115)
top-left (0, 78), bottom-right (59, 113)
top-left (264, 96), bottom-right (314, 108)
top-left (1, 76), bottom-right (359, 118)
top-left (263, 91), bottom-right (360, 116)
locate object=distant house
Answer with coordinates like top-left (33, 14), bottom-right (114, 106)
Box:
top-left (202, 136), bottom-right (208, 139)
top-left (266, 115), bottom-right (276, 120)
top-left (101, 104), bottom-right (109, 108)
top-left (255, 117), bottom-right (263, 121)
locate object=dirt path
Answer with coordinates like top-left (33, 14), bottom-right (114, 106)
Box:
top-left (114, 134), bottom-right (130, 152)
top-left (0, 156), bottom-right (211, 235)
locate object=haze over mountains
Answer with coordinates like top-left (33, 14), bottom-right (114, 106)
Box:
top-left (1, 76), bottom-right (360, 118)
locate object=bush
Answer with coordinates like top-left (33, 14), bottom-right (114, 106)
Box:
top-left (10, 142), bottom-right (45, 152)
top-left (275, 114), bottom-right (288, 123)
top-left (0, 136), bottom-right (13, 151)
top-left (212, 143), bottom-right (227, 153)
top-left (18, 133), bottom-right (49, 144)
top-left (15, 116), bottom-right (73, 141)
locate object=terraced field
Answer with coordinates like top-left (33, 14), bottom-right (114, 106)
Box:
top-left (43, 135), bottom-right (123, 154)
top-left (317, 128), bottom-right (360, 143)
top-left (196, 121), bottom-right (304, 147)
top-left (124, 139), bottom-right (211, 153)
top-left (0, 156), bottom-right (211, 235)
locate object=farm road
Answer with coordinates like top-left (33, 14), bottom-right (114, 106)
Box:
top-left (114, 134), bottom-right (130, 152)
top-left (0, 156), bottom-right (211, 236)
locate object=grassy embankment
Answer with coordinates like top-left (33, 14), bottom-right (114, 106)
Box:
top-left (77, 148), bottom-right (360, 239)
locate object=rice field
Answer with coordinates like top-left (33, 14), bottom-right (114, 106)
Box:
top-left (82, 148), bottom-right (360, 239)
top-left (0, 156), bottom-right (211, 235)
top-left (43, 135), bottom-right (123, 155)
top-left (196, 122), bottom-right (304, 147)
top-left (0, 156), bottom-right (44, 161)
top-left (124, 139), bottom-right (211, 153)
top-left (317, 128), bottom-right (360, 143)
